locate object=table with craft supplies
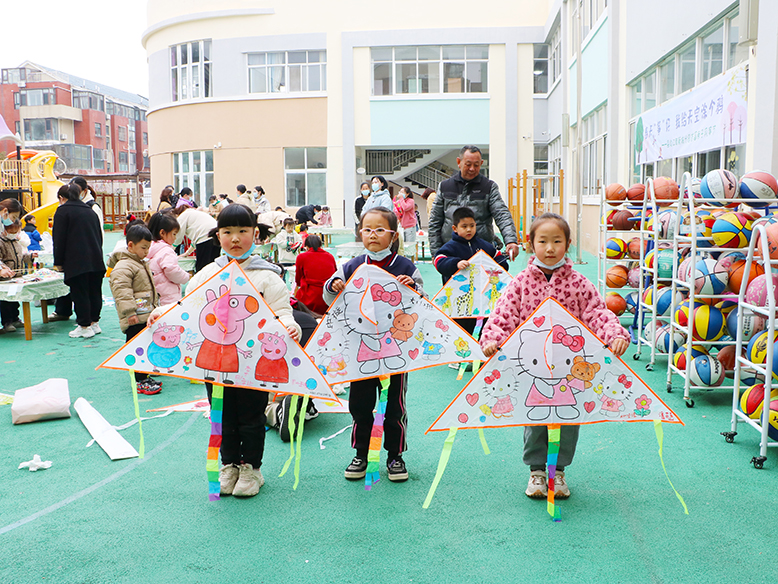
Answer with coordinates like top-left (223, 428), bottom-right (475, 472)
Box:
top-left (0, 269), bottom-right (70, 340)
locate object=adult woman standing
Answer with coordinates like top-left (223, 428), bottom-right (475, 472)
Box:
top-left (157, 187), bottom-right (174, 213)
top-left (52, 184), bottom-right (106, 339)
top-left (294, 235), bottom-right (336, 315)
top-left (353, 181), bottom-right (370, 240)
top-left (172, 205), bottom-right (219, 272)
top-left (361, 175), bottom-right (392, 216)
top-left (421, 187), bottom-right (437, 222)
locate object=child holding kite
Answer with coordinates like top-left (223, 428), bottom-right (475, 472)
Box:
top-left (480, 212), bottom-right (629, 500)
top-left (149, 204), bottom-right (302, 498)
top-left (323, 206), bottom-right (425, 483)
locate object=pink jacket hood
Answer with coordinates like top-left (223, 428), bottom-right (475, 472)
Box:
top-left (147, 240), bottom-right (190, 305)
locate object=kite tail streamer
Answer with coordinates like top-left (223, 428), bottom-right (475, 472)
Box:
top-left (279, 395), bottom-right (299, 478)
top-left (128, 370), bottom-right (145, 459)
top-left (206, 385), bottom-right (224, 501)
top-left (654, 420), bottom-right (689, 515)
top-left (458, 318), bottom-right (485, 381)
top-left (478, 428), bottom-right (490, 455)
top-left (456, 362), bottom-right (467, 381)
top-left (546, 424), bottom-right (562, 522)
top-left (365, 376), bottom-right (390, 490)
top-left (292, 395), bottom-right (310, 490)
top-left (422, 427), bottom-right (458, 509)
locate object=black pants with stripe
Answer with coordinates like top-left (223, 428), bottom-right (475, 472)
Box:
top-left (349, 373), bottom-right (408, 460)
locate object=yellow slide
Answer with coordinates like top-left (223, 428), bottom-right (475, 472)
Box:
top-left (10, 150), bottom-right (65, 234)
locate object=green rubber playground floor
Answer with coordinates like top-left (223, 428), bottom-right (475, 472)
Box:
top-left (2, 232), bottom-right (778, 583)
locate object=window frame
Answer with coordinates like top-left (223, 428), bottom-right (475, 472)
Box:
top-left (247, 50), bottom-right (327, 95)
top-left (284, 147), bottom-right (327, 207)
top-left (170, 39), bottom-right (213, 102)
top-left (173, 150), bottom-right (214, 206)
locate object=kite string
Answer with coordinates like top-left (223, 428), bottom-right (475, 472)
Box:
top-left (422, 427), bottom-right (458, 509)
top-left (128, 370), bottom-right (145, 459)
top-left (654, 420), bottom-right (689, 515)
top-left (206, 385), bottom-right (224, 501)
top-left (279, 395), bottom-right (299, 478)
top-left (546, 424), bottom-right (562, 522)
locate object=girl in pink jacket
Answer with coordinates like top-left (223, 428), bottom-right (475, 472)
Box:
top-left (394, 187), bottom-right (417, 243)
top-left (480, 213), bottom-right (629, 501)
top-left (147, 212), bottom-right (190, 305)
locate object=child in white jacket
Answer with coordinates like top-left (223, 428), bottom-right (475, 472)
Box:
top-left (147, 212), bottom-right (190, 305)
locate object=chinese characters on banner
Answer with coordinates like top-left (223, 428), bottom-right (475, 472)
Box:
top-left (635, 62), bottom-right (747, 165)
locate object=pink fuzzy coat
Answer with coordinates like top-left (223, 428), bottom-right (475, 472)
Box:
top-left (147, 240), bottom-right (190, 305)
top-left (480, 258), bottom-right (629, 348)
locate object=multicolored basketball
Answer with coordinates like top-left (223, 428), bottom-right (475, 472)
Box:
top-left (656, 249), bottom-right (677, 280)
top-left (646, 209), bottom-right (675, 238)
top-left (605, 183), bottom-right (628, 206)
top-left (745, 273), bottom-right (778, 307)
top-left (746, 329), bottom-right (778, 367)
top-left (714, 296), bottom-right (739, 317)
top-left (711, 212), bottom-right (753, 248)
top-left (627, 266), bottom-right (642, 288)
top-left (700, 169), bottom-right (740, 207)
top-left (610, 210), bottom-right (635, 231)
top-left (644, 249), bottom-right (656, 269)
top-left (653, 177), bottom-right (680, 207)
top-left (725, 306), bottom-right (765, 342)
top-left (655, 287), bottom-right (683, 317)
top-left (674, 300), bottom-right (706, 327)
top-left (683, 177), bottom-right (702, 199)
top-left (739, 170), bottom-right (778, 208)
top-left (693, 258), bottom-right (729, 295)
top-left (604, 208), bottom-right (618, 227)
top-left (766, 400), bottom-right (778, 440)
top-left (605, 292), bottom-right (627, 315)
top-left (625, 291), bottom-right (639, 314)
top-left (643, 319), bottom-right (667, 340)
top-left (727, 259), bottom-right (764, 294)
top-left (673, 344), bottom-right (708, 371)
top-left (739, 384), bottom-right (778, 419)
top-left (688, 355), bottom-right (725, 387)
top-left (689, 304), bottom-right (725, 342)
top-left (605, 237), bottom-right (627, 259)
top-left (627, 183), bottom-right (646, 202)
top-left (606, 265), bottom-right (629, 288)
top-left (655, 324), bottom-right (685, 354)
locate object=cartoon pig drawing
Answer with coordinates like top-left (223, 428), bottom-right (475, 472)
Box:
top-left (255, 331), bottom-right (289, 388)
top-left (186, 284), bottom-right (258, 385)
top-left (148, 322), bottom-right (184, 373)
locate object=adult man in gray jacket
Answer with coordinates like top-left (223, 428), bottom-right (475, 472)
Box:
top-left (428, 145), bottom-right (519, 260)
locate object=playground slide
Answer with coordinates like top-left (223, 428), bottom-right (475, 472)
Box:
top-left (27, 200), bottom-right (60, 235)
top-left (8, 150), bottom-right (65, 234)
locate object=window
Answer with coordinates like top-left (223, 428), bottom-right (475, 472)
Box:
top-left (106, 101), bottom-right (136, 119)
top-left (534, 144), bottom-right (549, 175)
top-left (728, 13), bottom-right (747, 69)
top-left (52, 144), bottom-right (91, 171)
top-left (171, 39), bottom-right (212, 101)
top-left (143, 132), bottom-right (148, 145)
top-left (248, 50), bottom-right (327, 94)
top-left (128, 125), bottom-right (136, 150)
top-left (581, 104), bottom-right (607, 199)
top-left (534, 45), bottom-right (549, 94)
top-left (119, 152), bottom-right (128, 172)
top-left (23, 118), bottom-right (58, 141)
top-left (173, 151), bottom-right (214, 206)
top-left (631, 79), bottom-right (642, 117)
top-left (644, 70), bottom-right (656, 111)
top-left (581, 0), bottom-right (607, 40)
top-left (284, 147), bottom-right (326, 207)
top-left (118, 126), bottom-right (127, 142)
top-left (701, 25), bottom-right (724, 82)
top-left (14, 88), bottom-right (55, 108)
top-left (2, 68), bottom-right (27, 84)
top-left (73, 90), bottom-right (104, 111)
top-left (659, 59), bottom-right (675, 104)
top-left (93, 148), bottom-right (105, 170)
top-left (679, 43), bottom-right (696, 93)
top-left (95, 122), bottom-right (102, 137)
top-left (371, 45), bottom-right (488, 96)
top-left (550, 28), bottom-right (562, 86)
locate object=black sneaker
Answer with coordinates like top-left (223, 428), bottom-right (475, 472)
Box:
top-left (387, 457), bottom-right (408, 482)
top-left (344, 456), bottom-right (367, 480)
top-left (304, 400), bottom-right (319, 421)
top-left (278, 395), bottom-right (299, 443)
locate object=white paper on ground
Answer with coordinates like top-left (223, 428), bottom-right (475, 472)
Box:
top-left (74, 397), bottom-right (139, 460)
top-left (12, 378), bottom-right (71, 424)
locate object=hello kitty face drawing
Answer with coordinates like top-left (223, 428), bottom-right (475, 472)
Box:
top-left (518, 324), bottom-right (587, 421)
top-left (417, 319), bottom-right (449, 360)
top-left (316, 329), bottom-right (349, 378)
top-left (595, 372), bottom-right (633, 417)
top-left (479, 368), bottom-right (519, 419)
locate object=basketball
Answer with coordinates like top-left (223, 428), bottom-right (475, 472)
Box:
top-left (679, 209), bottom-right (712, 237)
top-left (646, 209), bottom-right (675, 238)
top-left (689, 355), bottom-right (726, 387)
top-left (746, 329), bottom-right (778, 366)
top-left (605, 209), bottom-right (618, 227)
top-left (675, 300), bottom-right (705, 327)
top-left (625, 291), bottom-right (639, 314)
top-left (714, 296), bottom-right (739, 316)
top-left (727, 259), bottom-right (764, 294)
top-left (653, 177), bottom-right (680, 207)
top-left (644, 249), bottom-right (656, 269)
top-left (711, 212), bottom-right (753, 248)
top-left (767, 400), bottom-right (778, 440)
top-left (627, 183), bottom-right (646, 202)
top-left (693, 258), bottom-right (729, 295)
top-left (716, 344), bottom-right (739, 376)
top-left (725, 306), bottom-right (765, 342)
top-left (643, 319), bottom-right (667, 341)
top-left (753, 218), bottom-right (778, 260)
top-left (690, 304), bottom-right (725, 342)
top-left (655, 287), bottom-right (683, 317)
top-left (739, 384), bottom-right (778, 419)
top-left (610, 210), bottom-right (635, 231)
top-left (627, 237), bottom-right (644, 259)
top-left (605, 183), bottom-right (627, 206)
top-left (656, 249), bottom-right (677, 279)
top-left (605, 237), bottom-right (627, 259)
top-left (745, 274), bottom-right (778, 307)
top-left (700, 169), bottom-right (740, 207)
top-left (740, 170), bottom-right (778, 208)
top-left (655, 324), bottom-right (685, 354)
top-left (683, 177), bottom-right (702, 199)
top-left (627, 266), bottom-right (641, 288)
top-left (606, 265), bottom-right (629, 288)
top-left (673, 343), bottom-right (708, 371)
top-left (605, 292), bottom-right (627, 315)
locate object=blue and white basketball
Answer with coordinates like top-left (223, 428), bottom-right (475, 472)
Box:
top-left (689, 355), bottom-right (726, 387)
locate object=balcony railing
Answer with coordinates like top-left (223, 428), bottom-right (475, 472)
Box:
top-left (365, 149), bottom-right (430, 174)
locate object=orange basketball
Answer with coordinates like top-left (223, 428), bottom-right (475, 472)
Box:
top-left (606, 183), bottom-right (627, 206)
top-left (605, 292), bottom-right (627, 315)
top-left (606, 265), bottom-right (629, 288)
top-left (716, 345), bottom-right (740, 375)
top-left (728, 259), bottom-right (765, 294)
top-left (627, 237), bottom-right (644, 259)
top-left (611, 210), bottom-right (635, 231)
top-left (627, 183), bottom-right (646, 202)
top-left (653, 177), bottom-right (680, 207)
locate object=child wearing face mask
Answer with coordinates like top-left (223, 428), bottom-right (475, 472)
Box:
top-left (479, 213), bottom-right (629, 501)
top-left (361, 176), bottom-right (393, 217)
top-left (323, 206), bottom-right (425, 484)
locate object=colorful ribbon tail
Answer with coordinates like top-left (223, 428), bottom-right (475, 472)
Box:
top-left (365, 376), bottom-right (390, 491)
top-left (654, 420), bottom-right (689, 515)
top-left (128, 370), bottom-right (145, 459)
top-left (546, 424), bottom-right (562, 522)
top-left (423, 428), bottom-right (458, 509)
top-left (279, 395), bottom-right (299, 478)
top-left (456, 362), bottom-right (467, 381)
top-left (473, 317), bottom-right (485, 339)
top-left (207, 385), bottom-right (224, 501)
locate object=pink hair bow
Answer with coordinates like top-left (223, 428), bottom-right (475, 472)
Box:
top-left (435, 319), bottom-right (449, 332)
top-left (551, 325), bottom-right (584, 353)
top-left (318, 332), bottom-right (331, 346)
top-left (484, 370), bottom-right (501, 384)
top-left (371, 284), bottom-right (401, 306)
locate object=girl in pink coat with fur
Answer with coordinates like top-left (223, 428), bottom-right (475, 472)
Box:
top-left (147, 212), bottom-right (190, 305)
top-left (480, 213), bottom-right (629, 501)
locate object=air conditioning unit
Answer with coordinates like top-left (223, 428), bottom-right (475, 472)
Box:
top-left (60, 134), bottom-right (67, 140)
top-left (18, 81), bottom-right (25, 88)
